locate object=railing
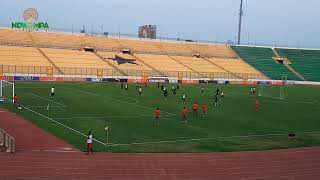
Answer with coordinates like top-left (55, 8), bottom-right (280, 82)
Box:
top-left (0, 128), bottom-right (15, 153)
top-left (0, 65), bottom-right (268, 80)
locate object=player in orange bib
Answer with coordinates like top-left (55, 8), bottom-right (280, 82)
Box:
top-left (202, 103), bottom-right (207, 116)
top-left (255, 99), bottom-right (260, 111)
top-left (154, 108), bottom-right (161, 126)
top-left (192, 102), bottom-right (198, 116)
top-left (181, 107), bottom-right (189, 123)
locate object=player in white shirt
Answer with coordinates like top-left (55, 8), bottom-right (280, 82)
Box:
top-left (50, 86), bottom-right (55, 99)
top-left (138, 86), bottom-right (142, 96)
top-left (86, 131), bottom-right (93, 155)
top-left (182, 93), bottom-right (186, 103)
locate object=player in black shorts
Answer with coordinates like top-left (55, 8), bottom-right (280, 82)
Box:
top-left (138, 86), bottom-right (142, 96)
top-left (214, 94), bottom-right (218, 107)
top-left (163, 86), bottom-right (168, 100)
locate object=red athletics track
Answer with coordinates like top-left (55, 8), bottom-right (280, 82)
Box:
top-left (1, 108), bottom-right (320, 180)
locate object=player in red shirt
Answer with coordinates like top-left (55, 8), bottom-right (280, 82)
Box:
top-left (202, 103), bottom-right (207, 116)
top-left (192, 102), bottom-right (198, 116)
top-left (255, 99), bottom-right (260, 111)
top-left (154, 108), bottom-right (161, 126)
top-left (181, 107), bottom-right (189, 123)
top-left (12, 94), bottom-right (18, 109)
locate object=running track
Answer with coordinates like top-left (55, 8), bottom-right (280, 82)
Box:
top-left (1, 108), bottom-right (320, 180)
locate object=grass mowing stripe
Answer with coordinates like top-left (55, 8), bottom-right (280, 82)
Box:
top-left (69, 88), bottom-right (176, 116)
top-left (30, 93), bottom-right (67, 107)
top-left (107, 130), bottom-right (320, 147)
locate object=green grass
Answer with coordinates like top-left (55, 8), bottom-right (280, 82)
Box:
top-left (3, 82), bottom-right (320, 152)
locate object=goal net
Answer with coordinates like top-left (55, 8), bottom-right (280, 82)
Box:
top-left (258, 85), bottom-right (285, 99)
top-left (0, 80), bottom-right (15, 102)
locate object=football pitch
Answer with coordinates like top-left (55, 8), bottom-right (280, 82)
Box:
top-left (3, 82), bottom-right (320, 152)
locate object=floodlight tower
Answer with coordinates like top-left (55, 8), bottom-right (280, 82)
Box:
top-left (237, 0), bottom-right (244, 45)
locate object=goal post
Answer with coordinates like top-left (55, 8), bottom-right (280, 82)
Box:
top-left (0, 80), bottom-right (15, 102)
top-left (257, 84), bottom-right (285, 99)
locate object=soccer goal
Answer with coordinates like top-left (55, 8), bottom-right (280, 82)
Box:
top-left (258, 85), bottom-right (285, 99)
top-left (0, 80), bottom-right (15, 102)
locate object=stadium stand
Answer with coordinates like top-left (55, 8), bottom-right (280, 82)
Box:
top-left (206, 57), bottom-right (266, 79)
top-left (0, 29), bottom-right (274, 80)
top-left (276, 48), bottom-right (320, 82)
top-left (41, 48), bottom-right (114, 76)
top-left (0, 45), bottom-right (51, 74)
top-left (232, 46), bottom-right (301, 80)
top-left (97, 52), bottom-right (154, 76)
top-left (1, 29), bottom-right (235, 58)
top-left (0, 29), bottom-right (32, 45)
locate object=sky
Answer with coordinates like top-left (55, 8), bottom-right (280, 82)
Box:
top-left (1, 0), bottom-right (319, 48)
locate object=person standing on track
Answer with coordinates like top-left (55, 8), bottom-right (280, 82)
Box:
top-left (50, 86), bottom-right (55, 99)
top-left (154, 108), bottom-right (161, 126)
top-left (86, 131), bottom-right (94, 155)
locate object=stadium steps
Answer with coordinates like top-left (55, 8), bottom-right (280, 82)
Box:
top-left (26, 31), bottom-right (35, 44)
top-left (112, 38), bottom-right (124, 49)
top-left (273, 48), bottom-right (305, 81)
top-left (130, 54), bottom-right (167, 77)
top-left (275, 48), bottom-right (320, 81)
top-left (232, 46), bottom-right (301, 80)
top-left (93, 52), bottom-right (128, 76)
top-left (154, 43), bottom-right (205, 78)
top-left (283, 63), bottom-right (305, 81)
top-left (201, 57), bottom-right (243, 79)
top-left (37, 48), bottom-right (64, 74)
top-left (167, 55), bottom-right (207, 78)
top-left (230, 47), bottom-right (268, 79)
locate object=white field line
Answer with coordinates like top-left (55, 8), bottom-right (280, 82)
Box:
top-left (29, 105), bottom-right (64, 108)
top-left (68, 88), bottom-right (176, 116)
top-left (107, 130), bottom-right (320, 147)
top-left (31, 93), bottom-right (67, 107)
top-left (4, 98), bottom-right (108, 148)
top-left (53, 114), bottom-right (176, 120)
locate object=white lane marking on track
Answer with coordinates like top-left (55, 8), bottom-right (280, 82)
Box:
top-left (30, 93), bottom-right (67, 107)
top-left (107, 130), bottom-right (320, 147)
top-left (68, 88), bottom-right (176, 116)
top-left (53, 114), bottom-right (176, 120)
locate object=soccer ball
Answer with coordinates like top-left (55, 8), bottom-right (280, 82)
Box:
top-left (18, 106), bottom-right (22, 110)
